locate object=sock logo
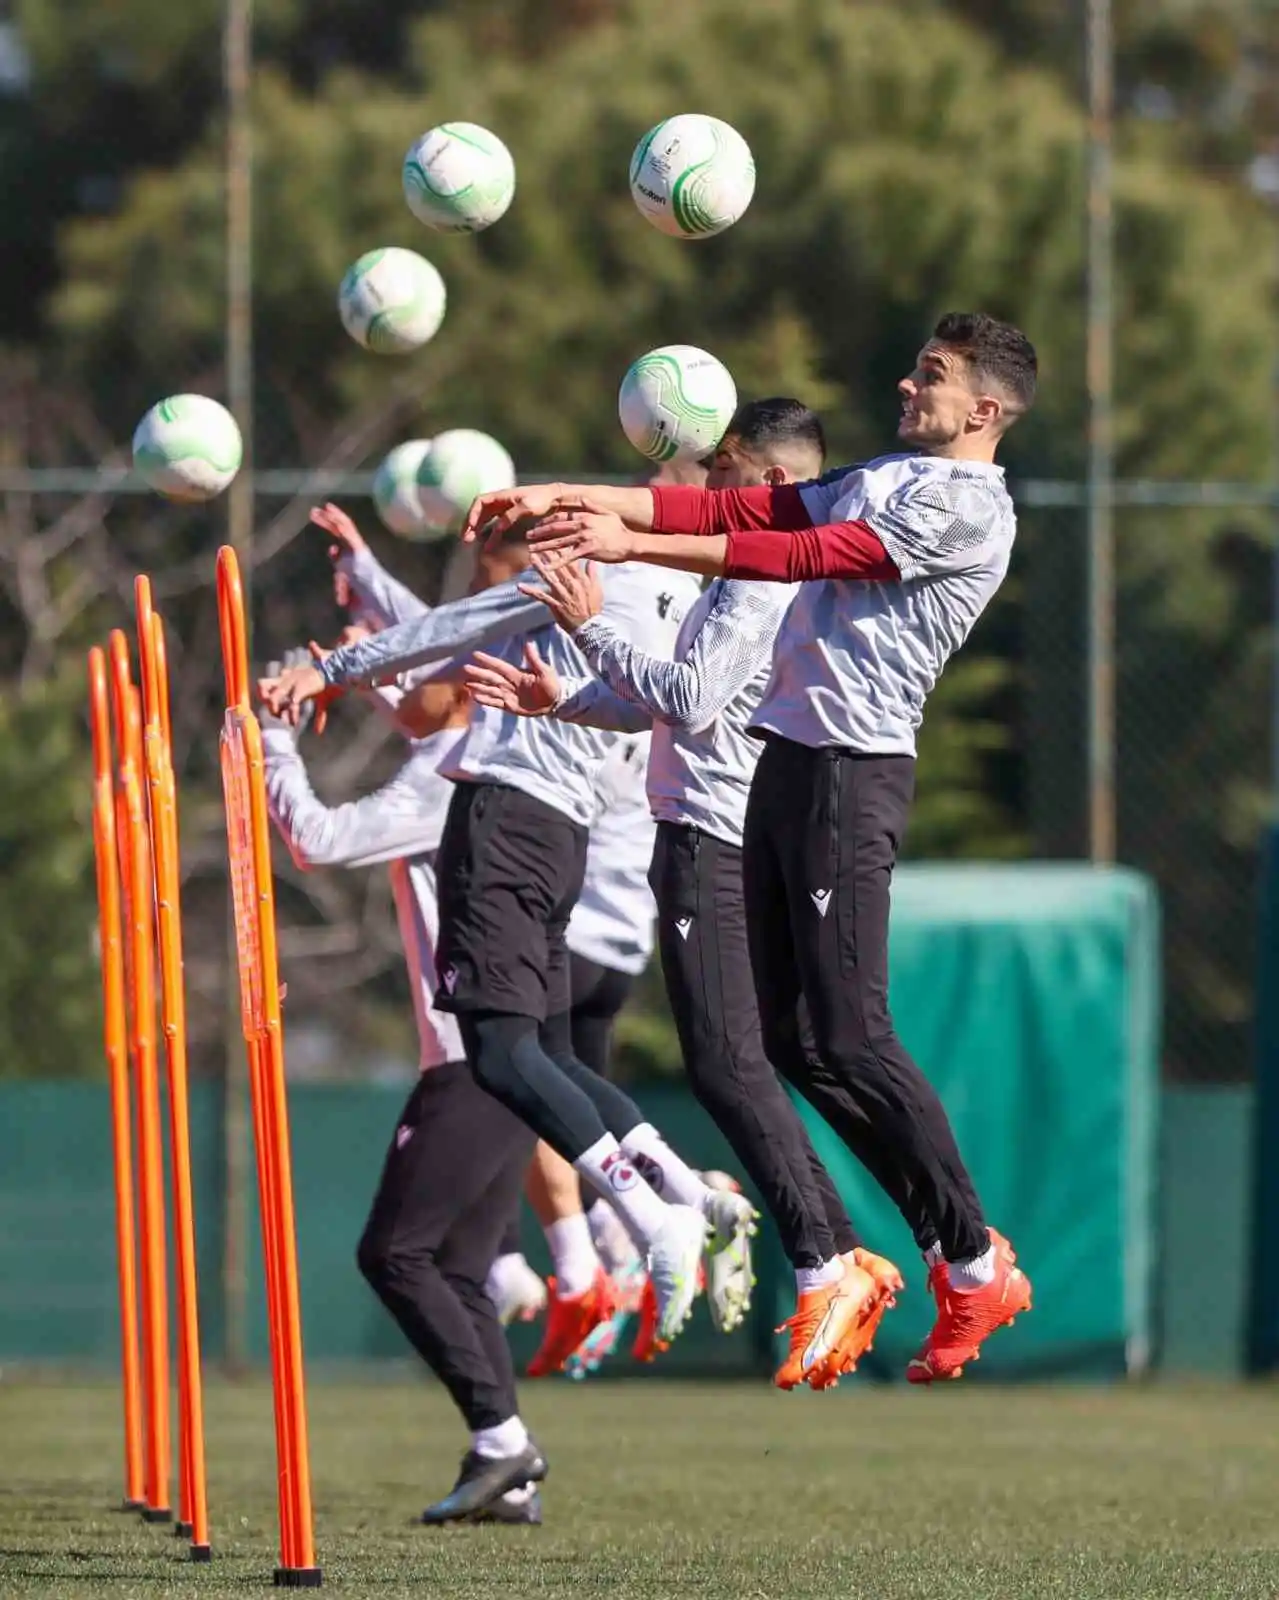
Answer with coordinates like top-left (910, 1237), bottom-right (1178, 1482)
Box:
top-left (601, 1149), bottom-right (638, 1193)
top-left (674, 916), bottom-right (693, 940)
top-left (395, 1125), bottom-right (413, 1149)
top-left (810, 888), bottom-right (832, 918)
top-left (629, 1151), bottom-right (664, 1194)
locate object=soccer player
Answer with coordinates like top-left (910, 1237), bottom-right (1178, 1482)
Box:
top-left (465, 398), bottom-right (914, 1388)
top-left (258, 517), bottom-right (758, 1356)
top-left (463, 314), bottom-right (1039, 1381)
top-left (259, 632), bottom-right (545, 1525)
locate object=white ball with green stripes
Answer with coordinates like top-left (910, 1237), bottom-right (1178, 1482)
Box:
top-left (414, 429), bottom-right (516, 536)
top-left (131, 394), bottom-right (243, 502)
top-left (629, 114), bottom-right (755, 240)
top-left (372, 440), bottom-right (436, 536)
top-left (402, 122), bottom-right (516, 233)
top-left (337, 247), bottom-right (446, 354)
top-left (618, 345), bottom-right (738, 463)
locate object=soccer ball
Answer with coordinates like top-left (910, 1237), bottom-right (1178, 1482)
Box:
top-left (415, 429), bottom-right (516, 534)
top-left (402, 122), bottom-right (516, 234)
top-left (618, 345), bottom-right (737, 463)
top-left (337, 248), bottom-right (447, 354)
top-left (629, 114), bottom-right (755, 240)
top-left (132, 394), bottom-right (243, 502)
top-left (372, 440), bottom-right (436, 536)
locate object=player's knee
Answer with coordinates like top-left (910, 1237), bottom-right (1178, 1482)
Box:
top-left (357, 1228), bottom-right (390, 1291)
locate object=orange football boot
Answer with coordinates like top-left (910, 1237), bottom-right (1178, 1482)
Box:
top-left (526, 1268), bottom-right (616, 1378)
top-left (907, 1229), bottom-right (1031, 1384)
top-left (805, 1248), bottom-right (905, 1390)
top-left (774, 1261), bottom-right (880, 1391)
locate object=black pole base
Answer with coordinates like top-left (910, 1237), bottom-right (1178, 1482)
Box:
top-left (120, 1499), bottom-right (147, 1513)
top-left (174, 1521), bottom-right (193, 1538)
top-left (141, 1507), bottom-right (173, 1524)
top-left (274, 1566), bottom-right (323, 1588)
top-left (189, 1544), bottom-right (213, 1564)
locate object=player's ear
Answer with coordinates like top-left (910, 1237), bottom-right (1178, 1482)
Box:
top-left (762, 465), bottom-right (787, 486)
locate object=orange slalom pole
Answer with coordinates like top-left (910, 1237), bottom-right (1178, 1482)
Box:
top-left (136, 581), bottom-right (211, 1563)
top-left (216, 547), bottom-right (320, 1586)
top-left (88, 646), bottom-right (146, 1513)
top-left (108, 631), bottom-right (172, 1525)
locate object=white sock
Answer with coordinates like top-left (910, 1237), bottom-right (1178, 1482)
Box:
top-left (795, 1258), bottom-right (845, 1295)
top-left (620, 1123), bottom-right (712, 1210)
top-left (486, 1251), bottom-right (526, 1294)
top-left (948, 1242), bottom-right (996, 1293)
top-left (924, 1242), bottom-right (944, 1269)
top-left (543, 1213), bottom-right (599, 1298)
top-left (588, 1197), bottom-right (641, 1275)
top-left (472, 1415), bottom-right (529, 1460)
top-left (575, 1133), bottom-right (669, 1248)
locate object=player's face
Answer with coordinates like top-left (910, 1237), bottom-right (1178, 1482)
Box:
top-left (703, 436), bottom-right (768, 488)
top-left (897, 342), bottom-right (986, 449)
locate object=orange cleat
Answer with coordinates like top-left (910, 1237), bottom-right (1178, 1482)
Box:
top-left (805, 1248), bottom-right (906, 1390)
top-left (774, 1262), bottom-right (881, 1391)
top-left (526, 1269), bottom-right (616, 1378)
top-left (907, 1230), bottom-right (1031, 1384)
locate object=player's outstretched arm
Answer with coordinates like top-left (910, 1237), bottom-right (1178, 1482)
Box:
top-left (461, 483), bottom-right (657, 544)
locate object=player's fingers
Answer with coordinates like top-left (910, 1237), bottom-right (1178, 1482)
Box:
top-left (469, 651), bottom-right (525, 686)
top-left (524, 639), bottom-right (549, 675)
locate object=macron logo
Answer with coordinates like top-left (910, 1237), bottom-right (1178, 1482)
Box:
top-left (810, 889), bottom-right (832, 918)
top-left (675, 917), bottom-right (693, 941)
top-left (395, 1125), bottom-right (413, 1150)
top-left (442, 966), bottom-right (458, 995)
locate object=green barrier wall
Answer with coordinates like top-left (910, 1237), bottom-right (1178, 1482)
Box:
top-left (784, 865), bottom-right (1161, 1380)
top-left (0, 863), bottom-right (1166, 1377)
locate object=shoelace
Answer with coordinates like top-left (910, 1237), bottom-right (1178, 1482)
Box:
top-left (775, 1298), bottom-right (825, 1356)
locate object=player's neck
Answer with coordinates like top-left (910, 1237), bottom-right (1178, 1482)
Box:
top-left (920, 435), bottom-right (1001, 466)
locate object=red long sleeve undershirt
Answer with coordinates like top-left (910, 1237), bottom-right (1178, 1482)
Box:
top-left (649, 483), bottom-right (900, 582)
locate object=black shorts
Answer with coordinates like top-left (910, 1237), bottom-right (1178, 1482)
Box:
top-left (435, 780), bottom-right (589, 1020)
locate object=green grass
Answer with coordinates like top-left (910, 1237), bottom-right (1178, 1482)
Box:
top-left (1, 1378), bottom-right (1278, 1598)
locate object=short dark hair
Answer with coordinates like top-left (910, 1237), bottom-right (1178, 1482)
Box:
top-left (722, 397), bottom-right (827, 465)
top-left (932, 312), bottom-right (1038, 419)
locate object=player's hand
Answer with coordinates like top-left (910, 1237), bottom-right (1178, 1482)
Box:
top-left (311, 501), bottom-right (368, 563)
top-left (257, 648), bottom-right (318, 735)
top-left (525, 507), bottom-right (636, 568)
top-left (337, 622), bottom-right (372, 648)
top-left (461, 482), bottom-right (573, 545)
top-left (257, 642), bottom-right (337, 731)
top-left (518, 556), bottom-right (604, 634)
top-left (463, 641), bottom-right (561, 717)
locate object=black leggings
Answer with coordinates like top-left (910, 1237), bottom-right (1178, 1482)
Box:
top-left (568, 951), bottom-right (635, 1079)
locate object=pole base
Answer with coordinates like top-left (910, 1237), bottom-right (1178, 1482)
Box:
top-left (174, 1521), bottom-right (193, 1538)
top-left (274, 1567), bottom-right (323, 1588)
top-left (141, 1507), bottom-right (173, 1524)
top-left (120, 1499), bottom-right (147, 1513)
top-left (189, 1544), bottom-right (213, 1564)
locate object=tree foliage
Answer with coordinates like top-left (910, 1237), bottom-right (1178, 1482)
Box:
top-left (0, 0), bottom-right (1274, 1077)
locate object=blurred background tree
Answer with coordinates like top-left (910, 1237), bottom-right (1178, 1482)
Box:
top-left (0, 0), bottom-right (1272, 1079)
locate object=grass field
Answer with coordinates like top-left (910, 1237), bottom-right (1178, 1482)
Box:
top-left (1, 1377), bottom-right (1278, 1599)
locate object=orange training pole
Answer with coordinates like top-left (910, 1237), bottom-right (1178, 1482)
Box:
top-left (136, 579), bottom-right (211, 1563)
top-left (88, 646), bottom-right (146, 1513)
top-left (216, 546), bottom-right (321, 1587)
top-left (108, 630), bottom-right (171, 1525)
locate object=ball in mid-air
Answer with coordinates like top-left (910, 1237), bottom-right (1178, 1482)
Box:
top-left (402, 122), bottom-right (516, 234)
top-left (415, 429), bottom-right (516, 535)
top-left (337, 247), bottom-right (447, 354)
top-left (372, 440), bottom-right (436, 536)
top-left (618, 345), bottom-right (737, 463)
top-left (629, 114), bottom-right (755, 239)
top-left (132, 394), bottom-right (243, 502)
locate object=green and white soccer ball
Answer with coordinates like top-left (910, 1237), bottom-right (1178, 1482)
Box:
top-left (402, 122), bottom-right (516, 234)
top-left (132, 394), bottom-right (243, 502)
top-left (337, 247), bottom-right (447, 354)
top-left (415, 429), bottom-right (516, 535)
top-left (629, 114), bottom-right (755, 240)
top-left (372, 440), bottom-right (436, 536)
top-left (618, 345), bottom-right (737, 463)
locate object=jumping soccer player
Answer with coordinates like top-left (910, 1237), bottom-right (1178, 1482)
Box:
top-left (258, 517), bottom-right (758, 1357)
top-left (465, 399), bottom-right (917, 1387)
top-left (259, 621), bottom-right (545, 1525)
top-left (463, 314), bottom-right (1039, 1382)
